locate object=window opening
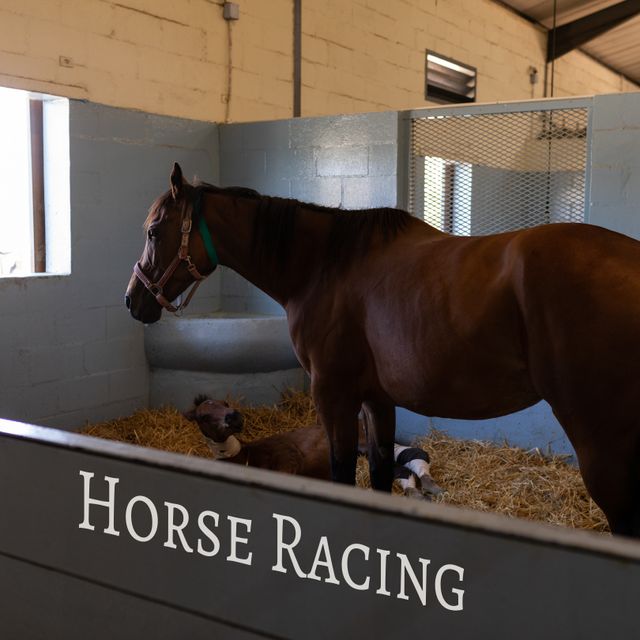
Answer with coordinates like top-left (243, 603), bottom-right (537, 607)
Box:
top-left (0, 86), bottom-right (70, 277)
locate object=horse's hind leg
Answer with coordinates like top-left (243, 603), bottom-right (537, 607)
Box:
top-left (571, 436), bottom-right (640, 538)
top-left (313, 380), bottom-right (361, 485)
top-left (362, 400), bottom-right (395, 492)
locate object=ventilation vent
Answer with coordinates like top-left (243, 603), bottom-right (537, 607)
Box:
top-left (425, 52), bottom-right (476, 104)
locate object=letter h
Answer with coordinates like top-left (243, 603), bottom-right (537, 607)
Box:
top-left (78, 471), bottom-right (120, 536)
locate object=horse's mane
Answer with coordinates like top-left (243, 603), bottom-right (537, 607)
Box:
top-left (193, 394), bottom-right (211, 407)
top-left (145, 181), bottom-right (411, 271)
top-left (198, 182), bottom-right (411, 271)
top-left (143, 183), bottom-right (261, 230)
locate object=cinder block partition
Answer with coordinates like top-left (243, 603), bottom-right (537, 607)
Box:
top-left (215, 93), bottom-right (640, 455)
top-left (0, 101), bottom-right (219, 430)
top-left (145, 313), bottom-right (305, 408)
top-left (2, 93), bottom-right (639, 448)
top-left (218, 111), bottom-right (401, 315)
top-left (145, 111), bottom-right (401, 408)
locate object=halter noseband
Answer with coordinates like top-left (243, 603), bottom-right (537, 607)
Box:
top-left (134, 189), bottom-right (219, 313)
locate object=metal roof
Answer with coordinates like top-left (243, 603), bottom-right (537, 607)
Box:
top-left (502, 0), bottom-right (640, 84)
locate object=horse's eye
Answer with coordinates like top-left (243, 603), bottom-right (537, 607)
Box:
top-left (147, 227), bottom-right (157, 240)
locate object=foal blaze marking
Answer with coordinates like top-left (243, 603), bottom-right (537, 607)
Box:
top-left (78, 471), bottom-right (465, 610)
top-left (126, 163), bottom-right (640, 537)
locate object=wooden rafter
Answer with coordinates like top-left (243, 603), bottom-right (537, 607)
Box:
top-left (547, 0), bottom-right (640, 62)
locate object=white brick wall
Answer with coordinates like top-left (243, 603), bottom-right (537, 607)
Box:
top-left (0, 1), bottom-right (636, 123)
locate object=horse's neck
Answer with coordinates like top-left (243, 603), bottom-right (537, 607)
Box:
top-left (205, 434), bottom-right (242, 460)
top-left (205, 193), bottom-right (330, 306)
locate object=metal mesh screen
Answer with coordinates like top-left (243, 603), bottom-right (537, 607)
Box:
top-left (408, 108), bottom-right (589, 235)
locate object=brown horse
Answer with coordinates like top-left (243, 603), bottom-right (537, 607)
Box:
top-left (126, 163), bottom-right (640, 537)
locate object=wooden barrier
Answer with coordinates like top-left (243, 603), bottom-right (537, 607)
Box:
top-left (0, 418), bottom-right (639, 639)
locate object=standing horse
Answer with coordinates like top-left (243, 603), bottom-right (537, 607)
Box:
top-left (126, 163), bottom-right (640, 537)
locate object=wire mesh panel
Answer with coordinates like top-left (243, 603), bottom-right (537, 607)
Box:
top-left (409, 108), bottom-right (589, 235)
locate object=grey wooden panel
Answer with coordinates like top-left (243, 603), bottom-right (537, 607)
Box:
top-left (0, 419), bottom-right (640, 639)
top-left (0, 554), bottom-right (265, 639)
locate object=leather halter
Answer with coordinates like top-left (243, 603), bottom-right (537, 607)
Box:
top-left (133, 189), bottom-right (218, 313)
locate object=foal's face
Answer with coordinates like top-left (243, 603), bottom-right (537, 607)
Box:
top-left (185, 398), bottom-right (244, 443)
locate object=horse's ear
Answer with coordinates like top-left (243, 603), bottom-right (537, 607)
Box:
top-left (170, 162), bottom-right (184, 199)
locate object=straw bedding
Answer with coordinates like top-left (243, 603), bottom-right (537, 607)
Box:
top-left (82, 391), bottom-right (609, 534)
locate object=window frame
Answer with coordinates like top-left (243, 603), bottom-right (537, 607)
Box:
top-left (30, 98), bottom-right (46, 273)
top-left (0, 87), bottom-right (70, 279)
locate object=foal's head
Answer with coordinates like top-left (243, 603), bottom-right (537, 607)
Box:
top-left (125, 163), bottom-right (213, 323)
top-left (185, 395), bottom-right (244, 443)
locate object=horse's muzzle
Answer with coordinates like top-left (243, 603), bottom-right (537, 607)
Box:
top-left (225, 410), bottom-right (244, 432)
top-left (125, 286), bottom-right (163, 324)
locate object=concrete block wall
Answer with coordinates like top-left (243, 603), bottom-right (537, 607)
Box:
top-left (2, 91), bottom-right (640, 447)
top-left (0, 1), bottom-right (636, 125)
top-left (218, 111), bottom-right (400, 314)
top-left (213, 92), bottom-right (640, 454)
top-left (0, 101), bottom-right (219, 429)
top-left (401, 92), bottom-right (640, 453)
top-left (588, 92), bottom-right (640, 240)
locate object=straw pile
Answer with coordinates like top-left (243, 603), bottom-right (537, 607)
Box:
top-left (82, 391), bottom-right (609, 534)
top-left (421, 433), bottom-right (608, 533)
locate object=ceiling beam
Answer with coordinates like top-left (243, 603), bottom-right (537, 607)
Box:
top-left (547, 0), bottom-right (640, 62)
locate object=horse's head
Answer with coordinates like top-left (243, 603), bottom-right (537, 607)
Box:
top-left (125, 163), bottom-right (215, 323)
top-left (184, 395), bottom-right (244, 451)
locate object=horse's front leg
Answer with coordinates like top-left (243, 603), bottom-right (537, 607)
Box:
top-left (362, 400), bottom-right (395, 492)
top-left (313, 379), bottom-right (361, 485)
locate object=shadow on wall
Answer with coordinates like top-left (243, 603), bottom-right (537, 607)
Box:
top-left (145, 312), bottom-right (306, 409)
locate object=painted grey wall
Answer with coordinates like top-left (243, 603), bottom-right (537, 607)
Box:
top-left (0, 101), bottom-right (219, 430)
top-left (433, 92), bottom-right (640, 457)
top-left (213, 94), bottom-right (640, 456)
top-left (145, 313), bottom-right (305, 409)
top-left (146, 112), bottom-right (401, 409)
top-left (588, 92), bottom-right (640, 238)
top-left (4, 93), bottom-right (640, 449)
top-left (398, 403), bottom-right (570, 456)
top-left (218, 112), bottom-right (400, 315)
top-left (213, 107), bottom-right (588, 452)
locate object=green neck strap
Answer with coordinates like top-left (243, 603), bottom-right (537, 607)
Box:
top-left (193, 190), bottom-right (219, 271)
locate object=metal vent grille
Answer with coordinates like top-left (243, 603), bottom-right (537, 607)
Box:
top-left (408, 108), bottom-right (589, 235)
top-left (426, 52), bottom-right (476, 104)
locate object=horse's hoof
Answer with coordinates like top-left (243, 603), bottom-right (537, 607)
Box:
top-left (420, 475), bottom-right (443, 497)
top-left (404, 487), bottom-right (428, 500)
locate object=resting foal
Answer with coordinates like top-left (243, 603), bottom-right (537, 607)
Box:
top-left (185, 396), bottom-right (442, 499)
top-left (185, 395), bottom-right (330, 479)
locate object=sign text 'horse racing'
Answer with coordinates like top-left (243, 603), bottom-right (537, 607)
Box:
top-left (78, 471), bottom-right (465, 611)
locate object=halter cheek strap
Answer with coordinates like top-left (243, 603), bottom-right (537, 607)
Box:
top-left (134, 188), bottom-right (219, 313)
